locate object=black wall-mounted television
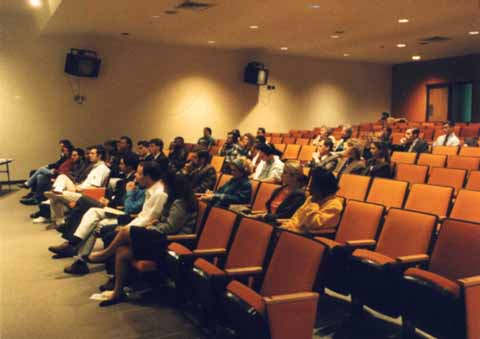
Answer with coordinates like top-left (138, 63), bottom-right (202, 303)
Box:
top-left (244, 62), bottom-right (269, 86)
top-left (64, 48), bottom-right (101, 78)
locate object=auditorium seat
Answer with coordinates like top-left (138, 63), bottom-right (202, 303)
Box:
top-left (251, 182), bottom-right (281, 213)
top-left (466, 171), bottom-right (480, 191)
top-left (249, 180), bottom-right (261, 206)
top-left (433, 146), bottom-right (459, 156)
top-left (447, 155), bottom-right (480, 171)
top-left (459, 147), bottom-right (480, 158)
top-left (221, 230), bottom-right (325, 339)
top-left (297, 145), bottom-right (315, 163)
top-left (283, 136), bottom-right (296, 144)
top-left (273, 143), bottom-right (286, 153)
top-left (395, 163), bottom-right (428, 185)
top-left (450, 189), bottom-right (480, 222)
top-left (349, 208), bottom-right (437, 318)
top-left (366, 178), bottom-right (408, 209)
top-left (428, 167), bottom-right (467, 193)
top-left (460, 126), bottom-right (479, 138)
top-left (391, 151), bottom-right (417, 165)
top-left (210, 155), bottom-right (225, 173)
top-left (417, 153), bottom-right (447, 168)
top-left (315, 200), bottom-right (385, 295)
top-left (190, 218), bottom-right (274, 327)
top-left (404, 184), bottom-right (453, 218)
top-left (295, 138), bottom-right (310, 146)
top-left (402, 218), bottom-right (480, 339)
top-left (337, 174), bottom-right (371, 201)
top-left (215, 173), bottom-right (232, 191)
top-left (271, 136), bottom-right (283, 144)
top-left (282, 144), bottom-right (301, 160)
top-left (165, 207), bottom-right (238, 300)
top-left (391, 133), bottom-right (404, 145)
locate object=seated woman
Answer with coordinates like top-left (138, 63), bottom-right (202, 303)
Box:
top-left (333, 139), bottom-right (366, 177)
top-left (364, 141), bottom-right (392, 178)
top-left (255, 161), bottom-right (306, 224)
top-left (86, 173), bottom-right (198, 306)
top-left (279, 167), bottom-right (343, 234)
top-left (199, 157), bottom-right (253, 208)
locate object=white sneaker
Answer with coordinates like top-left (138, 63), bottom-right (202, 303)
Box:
top-left (33, 216), bottom-right (48, 224)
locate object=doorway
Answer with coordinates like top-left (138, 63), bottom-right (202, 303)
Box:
top-left (426, 84), bottom-right (450, 122)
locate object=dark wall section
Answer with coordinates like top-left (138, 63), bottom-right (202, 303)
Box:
top-left (391, 54), bottom-right (480, 122)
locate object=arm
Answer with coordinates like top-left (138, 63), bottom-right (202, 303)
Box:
top-left (129, 192), bottom-right (167, 227)
top-left (152, 200), bottom-right (191, 235)
top-left (193, 168), bottom-right (217, 193)
top-left (274, 192), bottom-right (306, 219)
top-left (215, 180), bottom-right (251, 205)
top-left (123, 187), bottom-right (146, 215)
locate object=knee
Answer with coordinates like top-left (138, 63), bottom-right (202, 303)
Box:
top-left (116, 245), bottom-right (133, 259)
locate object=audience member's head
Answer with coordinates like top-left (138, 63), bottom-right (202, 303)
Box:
top-left (257, 144), bottom-right (283, 161)
top-left (136, 140), bottom-right (150, 157)
top-left (71, 148), bottom-right (84, 163)
top-left (149, 138), bottom-right (164, 155)
top-left (257, 127), bottom-right (266, 137)
top-left (405, 128), bottom-right (420, 143)
top-left (117, 136), bottom-right (133, 152)
top-left (282, 161), bottom-right (306, 188)
top-left (254, 135), bottom-right (266, 146)
top-left (61, 142), bottom-right (74, 157)
top-left (318, 138), bottom-right (334, 156)
top-left (203, 127), bottom-right (212, 137)
top-left (381, 112), bottom-right (390, 121)
top-left (226, 132), bottom-right (238, 145)
top-left (192, 150), bottom-right (210, 166)
top-left (341, 125), bottom-right (353, 140)
top-left (89, 145), bottom-right (106, 163)
top-left (232, 129), bottom-right (241, 140)
top-left (59, 139), bottom-right (73, 151)
top-left (369, 141), bottom-right (390, 163)
top-left (344, 139), bottom-right (363, 160)
top-left (443, 121), bottom-right (455, 135)
top-left (136, 161), bottom-right (164, 188)
top-left (230, 157), bottom-right (253, 178)
top-left (309, 167), bottom-right (339, 201)
top-left (239, 133), bottom-right (255, 150)
top-left (173, 136), bottom-right (185, 148)
top-left (165, 173), bottom-right (197, 213)
top-left (120, 152), bottom-right (140, 174)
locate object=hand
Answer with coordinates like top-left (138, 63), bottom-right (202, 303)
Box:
top-left (125, 181), bottom-right (136, 192)
top-left (99, 197), bottom-right (109, 207)
top-left (200, 193), bottom-right (215, 201)
top-left (75, 185), bottom-right (83, 192)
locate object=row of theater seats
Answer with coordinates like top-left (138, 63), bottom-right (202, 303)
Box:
top-left (393, 147), bottom-right (480, 164)
top-left (129, 197), bottom-right (479, 339)
top-left (337, 174), bottom-right (480, 223)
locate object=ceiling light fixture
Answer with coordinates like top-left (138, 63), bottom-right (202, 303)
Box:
top-left (280, 47), bottom-right (288, 51)
top-left (397, 43), bottom-right (407, 48)
top-left (151, 15), bottom-right (160, 19)
top-left (330, 35), bottom-right (340, 39)
top-left (343, 53), bottom-right (350, 57)
top-left (412, 55), bottom-right (421, 60)
top-left (29, 0), bottom-right (42, 7)
top-left (208, 40), bottom-right (216, 44)
top-left (249, 25), bottom-right (259, 29)
top-left (469, 31), bottom-right (480, 35)
top-left (398, 18), bottom-right (409, 23)
top-left (311, 4), bottom-right (320, 9)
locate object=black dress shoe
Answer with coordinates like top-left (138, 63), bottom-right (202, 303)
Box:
top-left (55, 224), bottom-right (67, 233)
top-left (99, 277), bottom-right (115, 292)
top-left (30, 211), bottom-right (41, 219)
top-left (48, 242), bottom-right (77, 257)
top-left (23, 192), bottom-right (35, 200)
top-left (20, 198), bottom-right (41, 206)
top-left (64, 260), bottom-right (89, 275)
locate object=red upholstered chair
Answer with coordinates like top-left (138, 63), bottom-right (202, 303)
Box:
top-left (251, 182), bottom-right (281, 213)
top-left (395, 163), bottom-right (428, 185)
top-left (210, 155), bottom-right (225, 174)
top-left (402, 219), bottom-right (480, 339)
top-left (336, 174), bottom-right (371, 201)
top-left (404, 183), bottom-right (453, 219)
top-left (221, 230), bottom-right (326, 339)
top-left (366, 178), bottom-right (408, 209)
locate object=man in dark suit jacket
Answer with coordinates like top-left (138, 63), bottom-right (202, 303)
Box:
top-left (311, 139), bottom-right (339, 172)
top-left (182, 150), bottom-right (217, 193)
top-left (392, 128), bottom-right (429, 153)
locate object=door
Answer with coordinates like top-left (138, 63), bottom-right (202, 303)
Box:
top-left (427, 85), bottom-right (450, 122)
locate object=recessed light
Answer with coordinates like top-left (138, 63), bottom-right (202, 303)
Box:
top-left (412, 55), bottom-right (421, 60)
top-left (208, 40), bottom-right (216, 44)
top-left (120, 32), bottom-right (130, 36)
top-left (164, 10), bottom-right (177, 15)
top-left (29, 0), bottom-right (42, 7)
top-left (398, 18), bottom-right (409, 23)
top-left (151, 15), bottom-right (160, 19)
top-left (397, 43), bottom-right (407, 48)
top-left (249, 25), bottom-right (259, 29)
top-left (469, 31), bottom-right (480, 35)
top-left (330, 35), bottom-right (340, 39)
top-left (311, 4), bottom-right (320, 9)
top-left (280, 47), bottom-right (288, 51)
top-left (343, 53), bottom-right (350, 57)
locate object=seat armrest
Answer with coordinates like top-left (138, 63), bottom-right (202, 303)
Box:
top-left (345, 239), bottom-right (377, 248)
top-left (250, 210), bottom-right (266, 215)
top-left (314, 237), bottom-right (341, 249)
top-left (193, 248), bottom-right (227, 258)
top-left (264, 292), bottom-right (318, 305)
top-left (225, 266), bottom-right (263, 277)
top-left (166, 234), bottom-right (197, 242)
top-left (396, 254), bottom-right (430, 265)
top-left (308, 228), bottom-right (337, 238)
top-left (459, 275), bottom-right (480, 288)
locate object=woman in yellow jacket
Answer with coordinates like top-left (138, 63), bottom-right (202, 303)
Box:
top-left (280, 167), bottom-right (343, 234)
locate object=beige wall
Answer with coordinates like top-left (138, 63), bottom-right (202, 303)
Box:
top-left (0, 12), bottom-right (391, 180)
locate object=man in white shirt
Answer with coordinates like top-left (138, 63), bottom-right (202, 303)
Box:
top-left (251, 144), bottom-right (285, 184)
top-left (45, 145), bottom-right (111, 227)
top-left (433, 121), bottom-right (460, 147)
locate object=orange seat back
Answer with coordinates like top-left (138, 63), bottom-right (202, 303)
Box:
top-left (196, 207), bottom-right (237, 250)
top-left (283, 136), bottom-right (296, 144)
top-left (271, 136), bottom-right (283, 144)
top-left (466, 171), bottom-right (480, 191)
top-left (337, 174), bottom-right (371, 201)
top-left (417, 154), bottom-right (447, 168)
top-left (210, 156), bottom-right (225, 173)
top-left (450, 189), bottom-right (480, 223)
top-left (432, 146), bottom-right (459, 156)
top-left (295, 138), bottom-right (310, 146)
top-left (395, 164), bottom-right (428, 185)
top-left (366, 178), bottom-right (408, 209)
top-left (298, 145), bottom-right (315, 162)
top-left (459, 147), bottom-right (480, 157)
top-left (428, 167), bottom-right (466, 192)
top-left (273, 144), bottom-right (286, 154)
top-left (447, 156), bottom-right (480, 171)
top-left (404, 184), bottom-right (452, 217)
top-left (391, 152), bottom-right (417, 165)
top-left (282, 144), bottom-right (301, 160)
top-left (215, 173), bottom-right (232, 191)
top-left (249, 180), bottom-right (260, 205)
top-left (252, 182), bottom-right (281, 212)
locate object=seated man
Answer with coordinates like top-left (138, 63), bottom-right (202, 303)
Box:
top-left (392, 128), bottom-right (429, 153)
top-left (55, 160), bottom-right (166, 274)
top-left (109, 136), bottom-right (137, 178)
top-left (333, 139), bottom-right (366, 177)
top-left (168, 136), bottom-right (189, 172)
top-left (149, 138), bottom-right (168, 166)
top-left (251, 144), bottom-right (284, 184)
top-left (181, 150), bottom-right (217, 193)
top-left (197, 127), bottom-right (215, 150)
top-left (136, 140), bottom-right (153, 161)
top-left (311, 139), bottom-right (339, 172)
top-left (219, 131), bottom-right (241, 172)
top-left (44, 145), bottom-right (111, 228)
top-left (280, 167), bottom-right (343, 234)
top-left (433, 121), bottom-right (460, 147)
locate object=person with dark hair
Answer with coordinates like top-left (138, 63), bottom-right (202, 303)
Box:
top-left (197, 127), bottom-right (215, 150)
top-left (379, 126), bottom-right (393, 149)
top-left (136, 140), bottom-right (153, 161)
top-left (85, 173), bottom-right (197, 306)
top-left (182, 150), bottom-right (217, 193)
top-left (109, 136), bottom-right (137, 178)
top-left (393, 128), bottom-right (429, 153)
top-left (219, 131), bottom-right (241, 171)
top-left (149, 138), bottom-right (168, 166)
top-left (251, 135), bottom-right (267, 166)
top-left (312, 126), bottom-right (336, 147)
top-left (168, 136), bottom-right (188, 172)
top-left (103, 140), bottom-right (118, 165)
top-left (433, 121), bottom-right (460, 147)
top-left (44, 145), bottom-right (111, 228)
top-left (333, 139), bottom-right (366, 177)
top-left (334, 125), bottom-right (353, 152)
top-left (238, 133), bottom-right (255, 157)
top-left (279, 167), bottom-right (343, 234)
top-left (251, 144), bottom-right (284, 183)
top-left (200, 157), bottom-right (253, 207)
top-left (254, 161), bottom-right (307, 224)
top-left (363, 141), bottom-right (392, 178)
top-left (311, 139), bottom-right (339, 172)
top-left (257, 127), bottom-right (266, 137)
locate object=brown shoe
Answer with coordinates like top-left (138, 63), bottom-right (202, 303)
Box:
top-left (48, 241), bottom-right (76, 257)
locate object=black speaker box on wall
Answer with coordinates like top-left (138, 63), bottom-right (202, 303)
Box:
top-left (244, 62), bottom-right (269, 85)
top-left (64, 48), bottom-right (101, 78)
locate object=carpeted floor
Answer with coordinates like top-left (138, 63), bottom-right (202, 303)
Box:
top-left (0, 189), bottom-right (204, 339)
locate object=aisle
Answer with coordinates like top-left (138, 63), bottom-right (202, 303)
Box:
top-left (0, 190), bottom-right (203, 339)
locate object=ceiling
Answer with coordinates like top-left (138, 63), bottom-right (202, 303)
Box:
top-left (3, 0), bottom-right (480, 64)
